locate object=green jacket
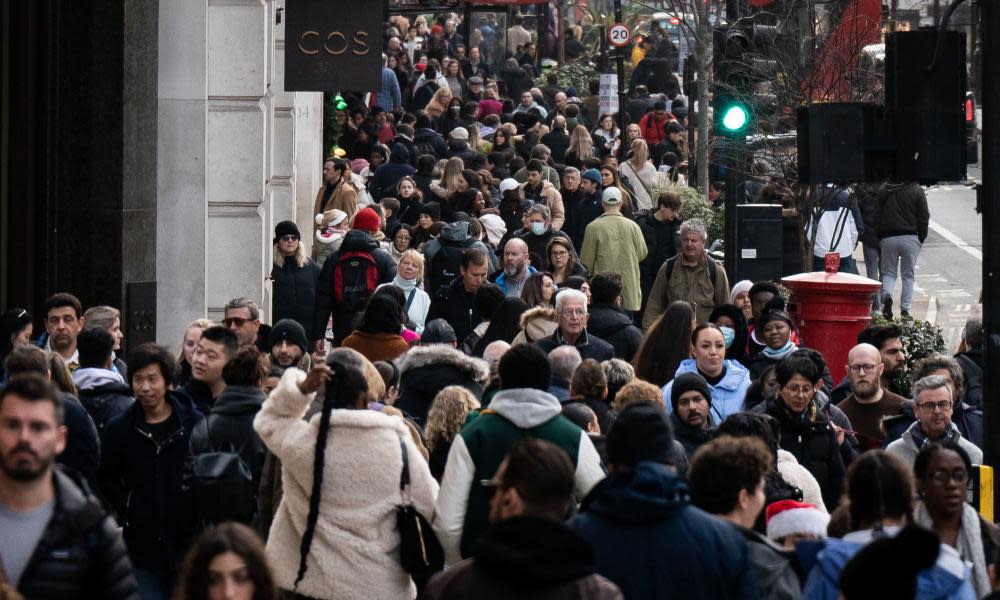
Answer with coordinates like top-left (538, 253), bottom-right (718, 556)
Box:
top-left (579, 211), bottom-right (648, 311)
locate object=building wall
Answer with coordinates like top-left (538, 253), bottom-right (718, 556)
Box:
top-left (157, 0), bottom-right (322, 346)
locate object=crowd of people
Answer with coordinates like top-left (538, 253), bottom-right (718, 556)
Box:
top-left (0, 9), bottom-right (992, 600)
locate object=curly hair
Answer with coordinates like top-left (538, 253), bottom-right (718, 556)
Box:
top-left (611, 379), bottom-right (665, 412)
top-left (424, 386), bottom-right (481, 451)
top-left (689, 435), bottom-right (772, 515)
top-left (174, 522), bottom-right (277, 600)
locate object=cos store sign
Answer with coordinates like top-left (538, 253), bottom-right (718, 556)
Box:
top-left (284, 0), bottom-right (386, 92)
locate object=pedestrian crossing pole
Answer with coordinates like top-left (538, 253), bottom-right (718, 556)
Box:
top-left (981, 0), bottom-right (1000, 519)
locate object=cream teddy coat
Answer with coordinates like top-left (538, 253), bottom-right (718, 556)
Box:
top-left (254, 369), bottom-right (439, 599)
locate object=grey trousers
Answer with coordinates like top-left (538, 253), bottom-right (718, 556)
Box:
top-left (863, 242), bottom-right (881, 309)
top-left (880, 234), bottom-right (921, 311)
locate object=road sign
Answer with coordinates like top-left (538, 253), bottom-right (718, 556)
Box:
top-left (608, 23), bottom-right (631, 47)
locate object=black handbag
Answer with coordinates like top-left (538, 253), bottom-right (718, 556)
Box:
top-left (396, 439), bottom-right (445, 578)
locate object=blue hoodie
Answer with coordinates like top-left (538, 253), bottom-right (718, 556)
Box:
top-left (568, 461), bottom-right (758, 600)
top-left (662, 358), bottom-right (752, 422)
top-left (799, 528), bottom-right (975, 600)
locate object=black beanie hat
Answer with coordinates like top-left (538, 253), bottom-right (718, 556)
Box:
top-left (419, 202), bottom-right (441, 221)
top-left (273, 220), bottom-right (301, 243)
top-left (670, 372), bottom-right (712, 413)
top-left (268, 319), bottom-right (308, 356)
top-left (607, 403), bottom-right (674, 468)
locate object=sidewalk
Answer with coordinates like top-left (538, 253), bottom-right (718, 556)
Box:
top-left (853, 246), bottom-right (937, 325)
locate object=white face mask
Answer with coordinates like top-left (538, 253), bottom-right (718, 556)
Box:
top-left (531, 222), bottom-right (546, 235)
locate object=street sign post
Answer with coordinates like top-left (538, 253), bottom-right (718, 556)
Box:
top-left (608, 23), bottom-right (632, 47)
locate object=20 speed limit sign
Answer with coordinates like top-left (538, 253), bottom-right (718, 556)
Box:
top-left (608, 23), bottom-right (632, 47)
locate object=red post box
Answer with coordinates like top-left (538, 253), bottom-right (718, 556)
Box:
top-left (782, 257), bottom-right (881, 383)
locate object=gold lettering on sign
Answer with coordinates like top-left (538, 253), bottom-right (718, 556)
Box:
top-left (298, 31), bottom-right (320, 55)
top-left (325, 31), bottom-right (348, 55)
top-left (352, 31), bottom-right (370, 55)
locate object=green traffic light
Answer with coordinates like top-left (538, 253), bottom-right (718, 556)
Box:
top-left (721, 104), bottom-right (749, 132)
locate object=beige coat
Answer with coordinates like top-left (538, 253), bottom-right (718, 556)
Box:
top-left (313, 181), bottom-right (359, 227)
top-left (254, 369), bottom-right (438, 599)
top-left (520, 180), bottom-right (565, 230)
top-left (643, 253), bottom-right (731, 328)
top-left (579, 211), bottom-right (648, 311)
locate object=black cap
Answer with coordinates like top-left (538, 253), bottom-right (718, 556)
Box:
top-left (606, 403), bottom-right (674, 468)
top-left (419, 202), bottom-right (441, 221)
top-left (421, 319), bottom-right (457, 344)
top-left (268, 319), bottom-right (308, 356)
top-left (274, 221), bottom-right (301, 243)
top-left (670, 372), bottom-right (712, 413)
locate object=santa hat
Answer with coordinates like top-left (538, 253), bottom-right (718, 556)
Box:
top-left (765, 500), bottom-right (829, 541)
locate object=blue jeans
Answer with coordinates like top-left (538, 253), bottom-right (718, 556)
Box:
top-left (812, 255), bottom-right (857, 274)
top-left (880, 234), bottom-right (921, 311)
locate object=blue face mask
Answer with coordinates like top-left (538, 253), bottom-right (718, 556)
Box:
top-left (720, 326), bottom-right (736, 349)
top-left (531, 222), bottom-right (546, 235)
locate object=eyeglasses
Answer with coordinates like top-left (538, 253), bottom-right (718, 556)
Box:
top-left (279, 235), bottom-right (299, 242)
top-left (917, 400), bottom-right (952, 413)
top-left (848, 363), bottom-right (879, 374)
top-left (560, 308), bottom-right (587, 318)
top-left (480, 478), bottom-right (505, 499)
top-left (783, 385), bottom-right (814, 397)
top-left (551, 250), bottom-right (570, 257)
top-left (222, 317), bottom-right (254, 328)
top-left (928, 468), bottom-right (968, 485)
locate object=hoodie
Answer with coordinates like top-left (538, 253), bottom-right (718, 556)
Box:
top-left (568, 461), bottom-right (758, 600)
top-left (433, 387), bottom-right (604, 565)
top-left (662, 358), bottom-right (752, 423)
top-left (73, 367), bottom-right (135, 433)
top-left (414, 127), bottom-right (448, 159)
top-left (423, 221), bottom-right (496, 291)
top-left (369, 143), bottom-right (416, 201)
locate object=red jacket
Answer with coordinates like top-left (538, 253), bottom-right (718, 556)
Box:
top-left (638, 112), bottom-right (673, 146)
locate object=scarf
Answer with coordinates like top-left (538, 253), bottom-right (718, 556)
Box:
top-left (393, 275), bottom-right (417, 292)
top-left (908, 420), bottom-right (959, 450)
top-left (915, 501), bottom-right (990, 597)
top-left (762, 340), bottom-right (797, 360)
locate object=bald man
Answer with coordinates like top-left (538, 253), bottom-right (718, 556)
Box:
top-left (497, 238), bottom-right (536, 298)
top-left (836, 343), bottom-right (908, 449)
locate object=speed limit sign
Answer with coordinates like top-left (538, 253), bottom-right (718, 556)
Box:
top-left (608, 23), bottom-right (632, 47)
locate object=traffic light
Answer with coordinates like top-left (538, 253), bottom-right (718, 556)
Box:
top-left (717, 97), bottom-right (750, 134)
top-left (334, 94), bottom-right (347, 111)
top-left (712, 22), bottom-right (780, 137)
top-left (966, 93), bottom-right (978, 163)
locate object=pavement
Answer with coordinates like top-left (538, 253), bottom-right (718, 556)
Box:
top-left (855, 180), bottom-right (982, 352)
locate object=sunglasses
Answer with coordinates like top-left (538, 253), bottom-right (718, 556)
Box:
top-left (279, 235), bottom-right (300, 242)
top-left (222, 317), bottom-right (255, 328)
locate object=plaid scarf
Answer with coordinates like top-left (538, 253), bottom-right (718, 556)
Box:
top-left (907, 420), bottom-right (959, 450)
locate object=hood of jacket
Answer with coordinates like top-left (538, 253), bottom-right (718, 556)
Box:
top-left (389, 142), bottom-right (410, 164)
top-left (518, 305), bottom-right (558, 341)
top-left (211, 385), bottom-right (265, 416)
top-left (341, 229), bottom-right (379, 252)
top-left (395, 344), bottom-right (489, 384)
top-left (475, 516), bottom-right (597, 586)
top-left (441, 220), bottom-right (473, 243)
top-left (488, 388), bottom-right (563, 428)
top-left (579, 461), bottom-right (688, 524)
top-left (674, 358), bottom-right (750, 393)
top-left (73, 367), bottom-right (126, 391)
top-left (415, 128), bottom-right (443, 142)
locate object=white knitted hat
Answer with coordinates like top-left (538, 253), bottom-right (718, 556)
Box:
top-left (765, 500), bottom-right (830, 541)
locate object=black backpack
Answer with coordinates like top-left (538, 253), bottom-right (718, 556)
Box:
top-left (427, 238), bottom-right (476, 295)
top-left (664, 254), bottom-right (718, 286)
top-left (189, 416), bottom-right (256, 524)
top-left (332, 250), bottom-right (379, 312)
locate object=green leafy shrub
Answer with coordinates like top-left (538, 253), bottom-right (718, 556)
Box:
top-left (870, 313), bottom-right (947, 396)
top-left (533, 61), bottom-right (601, 96)
top-left (651, 179), bottom-right (725, 243)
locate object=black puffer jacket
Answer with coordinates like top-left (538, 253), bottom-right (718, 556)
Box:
top-left (58, 394), bottom-right (102, 497)
top-left (637, 213), bottom-right (681, 299)
top-left (395, 345), bottom-right (490, 427)
top-left (427, 277), bottom-right (482, 344)
top-left (877, 183), bottom-right (929, 243)
top-left (17, 468), bottom-right (139, 599)
top-left (189, 385), bottom-right (267, 523)
top-left (98, 391), bottom-right (203, 577)
top-left (271, 256), bottom-right (321, 339)
top-left (586, 304), bottom-right (643, 362)
top-left (77, 381), bottom-right (134, 434)
top-left (755, 396), bottom-right (846, 510)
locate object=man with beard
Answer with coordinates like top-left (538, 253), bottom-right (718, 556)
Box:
top-left (495, 238), bottom-right (536, 298)
top-left (41, 293), bottom-right (84, 371)
top-left (830, 324), bottom-right (908, 403)
top-left (836, 343), bottom-right (907, 450)
top-left (0, 374), bottom-right (137, 597)
top-left (669, 373), bottom-right (716, 458)
top-left (267, 319), bottom-right (308, 369)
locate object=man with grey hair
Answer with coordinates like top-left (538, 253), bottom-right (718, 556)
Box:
top-left (224, 297), bottom-right (267, 350)
top-left (580, 188), bottom-right (648, 315)
top-left (644, 217), bottom-right (730, 328)
top-left (514, 203), bottom-right (571, 271)
top-left (886, 374), bottom-right (982, 466)
top-left (547, 345), bottom-right (582, 402)
top-left (536, 289), bottom-right (615, 362)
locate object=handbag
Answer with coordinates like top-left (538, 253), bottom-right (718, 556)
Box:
top-left (396, 439), bottom-right (445, 578)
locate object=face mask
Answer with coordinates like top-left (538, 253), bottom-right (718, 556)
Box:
top-left (720, 326), bottom-right (736, 349)
top-left (531, 222), bottom-right (546, 235)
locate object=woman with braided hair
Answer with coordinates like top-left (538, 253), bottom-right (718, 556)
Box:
top-left (253, 356), bottom-right (439, 599)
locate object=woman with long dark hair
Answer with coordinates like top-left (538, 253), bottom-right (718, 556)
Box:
top-left (520, 272), bottom-right (557, 309)
top-left (174, 522), bottom-right (278, 600)
top-left (633, 301), bottom-right (694, 388)
top-left (254, 359), bottom-right (438, 599)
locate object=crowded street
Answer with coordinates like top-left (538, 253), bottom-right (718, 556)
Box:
top-left (0, 0), bottom-right (997, 599)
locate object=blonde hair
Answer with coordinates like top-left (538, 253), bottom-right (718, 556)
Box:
top-left (484, 85), bottom-right (499, 100)
top-left (273, 240), bottom-right (307, 268)
top-left (425, 386), bottom-right (480, 451)
top-left (611, 379), bottom-right (665, 412)
top-left (178, 318), bottom-right (215, 365)
top-left (629, 137), bottom-right (650, 169)
top-left (442, 157), bottom-right (465, 195)
top-left (398, 249), bottom-right (425, 280)
top-left (48, 352), bottom-right (77, 395)
top-left (568, 125), bottom-right (594, 161)
top-left (83, 306), bottom-right (120, 332)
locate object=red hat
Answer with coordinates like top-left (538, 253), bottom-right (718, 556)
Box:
top-left (352, 207), bottom-right (381, 233)
top-left (765, 500), bottom-right (829, 541)
top-left (431, 24), bottom-right (443, 35)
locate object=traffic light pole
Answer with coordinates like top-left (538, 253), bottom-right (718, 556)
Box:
top-left (980, 0), bottom-right (1000, 508)
top-left (724, 136), bottom-right (744, 280)
top-left (613, 0), bottom-right (628, 131)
